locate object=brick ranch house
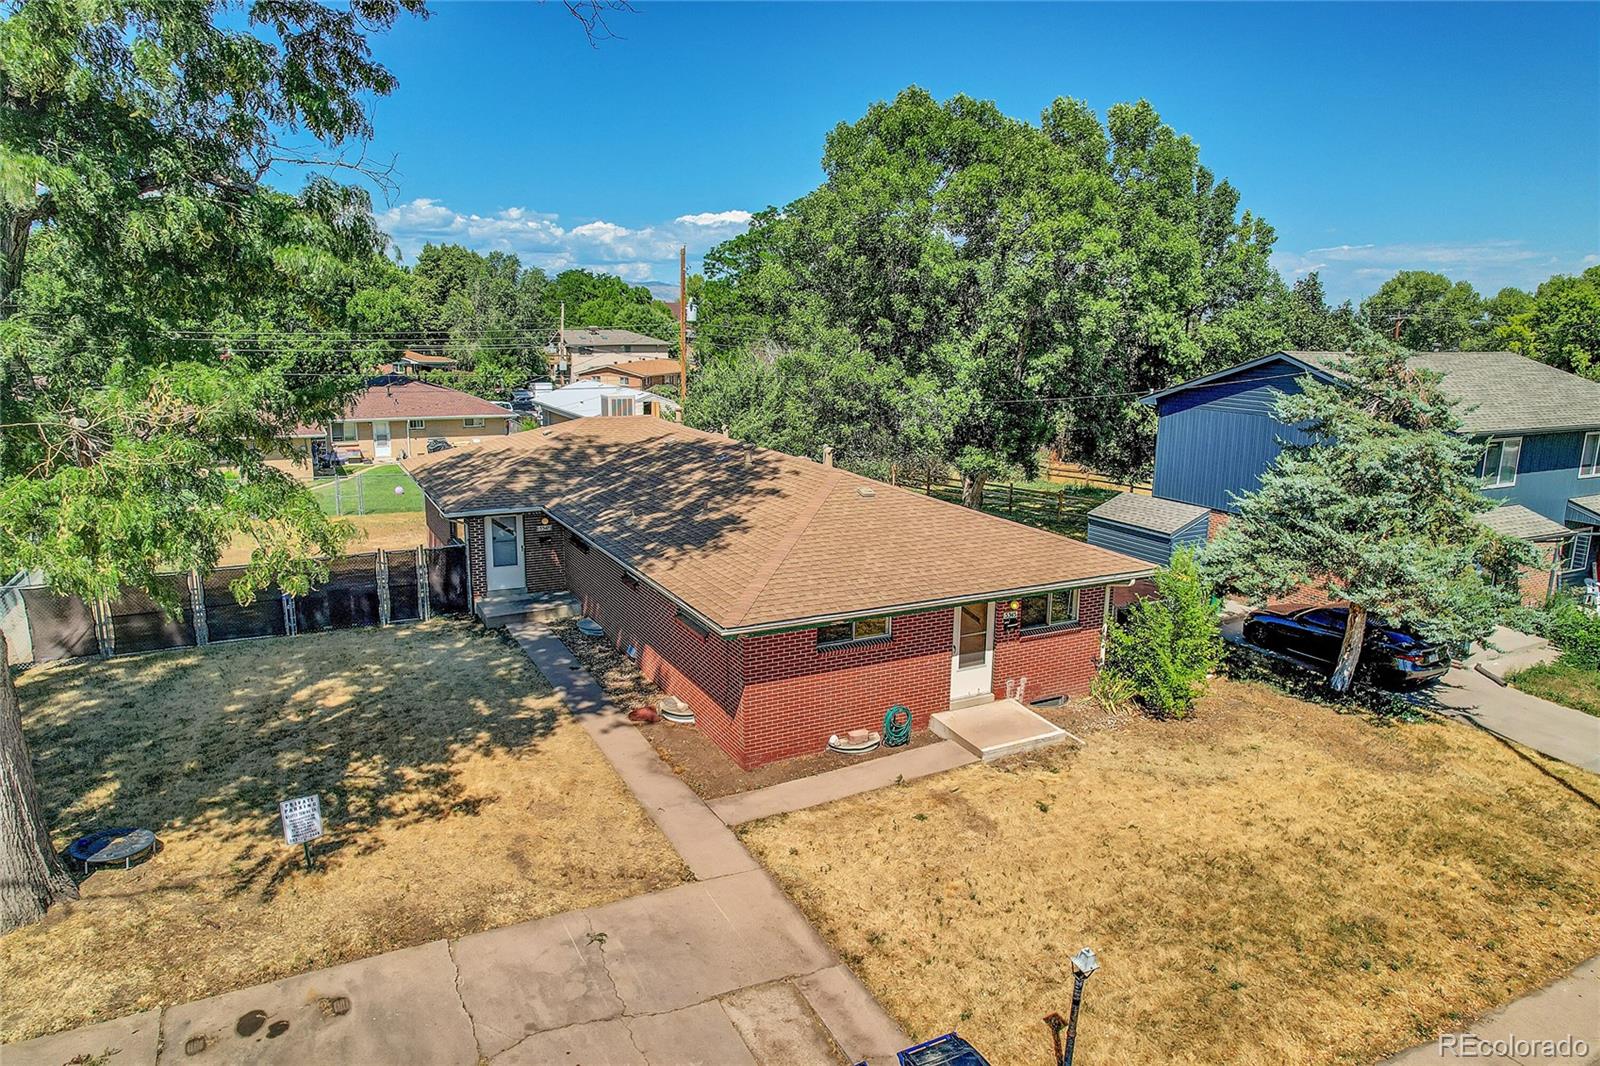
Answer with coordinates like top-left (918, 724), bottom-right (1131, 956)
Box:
top-left (405, 418), bottom-right (1153, 769)
top-left (268, 376), bottom-right (516, 477)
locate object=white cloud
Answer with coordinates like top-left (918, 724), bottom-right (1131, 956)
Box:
top-left (1272, 239), bottom-right (1596, 302)
top-left (376, 199), bottom-right (754, 286)
top-left (677, 210), bottom-right (754, 227)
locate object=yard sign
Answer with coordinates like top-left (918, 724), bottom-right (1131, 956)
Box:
top-left (279, 794), bottom-right (323, 870)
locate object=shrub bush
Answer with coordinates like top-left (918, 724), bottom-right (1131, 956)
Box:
top-left (1101, 549), bottom-right (1222, 719)
top-left (1506, 595), bottom-right (1600, 670)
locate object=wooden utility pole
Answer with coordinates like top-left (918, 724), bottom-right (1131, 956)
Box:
top-left (677, 245), bottom-right (689, 403)
top-left (557, 302), bottom-right (567, 384)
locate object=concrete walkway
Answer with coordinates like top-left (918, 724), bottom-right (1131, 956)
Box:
top-left (1420, 666), bottom-right (1600, 774)
top-left (709, 740), bottom-right (977, 826)
top-left (7, 624), bottom-right (909, 1066)
top-left (1382, 956), bottom-right (1600, 1065)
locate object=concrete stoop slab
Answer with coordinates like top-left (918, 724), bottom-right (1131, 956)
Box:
top-left (930, 699), bottom-right (1069, 762)
top-left (475, 591), bottom-right (578, 629)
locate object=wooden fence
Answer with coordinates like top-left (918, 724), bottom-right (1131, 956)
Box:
top-left (1042, 459), bottom-right (1152, 496)
top-left (909, 478), bottom-right (1112, 538)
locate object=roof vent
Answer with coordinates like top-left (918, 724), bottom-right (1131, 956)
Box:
top-left (856, 486), bottom-right (876, 498)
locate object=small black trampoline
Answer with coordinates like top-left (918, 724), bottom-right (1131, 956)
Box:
top-left (65, 828), bottom-right (157, 873)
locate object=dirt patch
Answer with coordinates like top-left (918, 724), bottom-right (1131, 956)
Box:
top-left (549, 618), bottom-right (942, 800)
top-left (1, 620), bottom-right (688, 1043)
top-left (740, 677), bottom-right (1600, 1066)
top-left (218, 512), bottom-right (428, 566)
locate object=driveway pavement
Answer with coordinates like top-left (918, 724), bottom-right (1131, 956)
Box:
top-left (1420, 666), bottom-right (1600, 774)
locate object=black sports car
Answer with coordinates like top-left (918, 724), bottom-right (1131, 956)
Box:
top-left (1241, 606), bottom-right (1450, 688)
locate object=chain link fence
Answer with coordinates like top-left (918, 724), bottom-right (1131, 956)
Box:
top-left (5, 543), bottom-right (470, 666)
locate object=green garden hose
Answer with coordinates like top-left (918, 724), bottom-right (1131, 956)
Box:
top-left (883, 704), bottom-right (912, 747)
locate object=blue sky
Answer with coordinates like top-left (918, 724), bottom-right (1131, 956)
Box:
top-left (346, 2), bottom-right (1600, 302)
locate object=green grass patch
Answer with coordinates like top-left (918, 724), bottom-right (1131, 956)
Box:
top-left (310, 465), bottom-right (423, 515)
top-left (1508, 660), bottom-right (1600, 717)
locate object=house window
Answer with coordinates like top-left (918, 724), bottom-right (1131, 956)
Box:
top-left (463, 417), bottom-right (485, 429)
top-left (1018, 589), bottom-right (1079, 631)
top-left (1480, 437), bottom-right (1521, 489)
top-left (602, 396), bottom-right (635, 417)
top-left (449, 520), bottom-right (465, 545)
top-left (569, 534), bottom-right (590, 553)
top-left (408, 419), bottom-right (427, 430)
top-left (1564, 532), bottom-right (1594, 574)
top-left (330, 421), bottom-right (357, 443)
top-left (817, 616), bottom-right (892, 648)
top-left (621, 572), bottom-right (638, 589)
top-left (1581, 432), bottom-right (1599, 478)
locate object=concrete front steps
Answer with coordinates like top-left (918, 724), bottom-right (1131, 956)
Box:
top-left (931, 699), bottom-right (1070, 762)
top-left (474, 590), bottom-right (578, 629)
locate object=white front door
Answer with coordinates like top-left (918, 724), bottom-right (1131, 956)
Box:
top-left (950, 602), bottom-right (993, 703)
top-left (486, 514), bottom-right (523, 591)
top-left (373, 420), bottom-right (392, 459)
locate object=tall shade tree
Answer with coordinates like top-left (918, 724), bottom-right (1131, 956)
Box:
top-left (1359, 271), bottom-right (1489, 352)
top-left (0, 0), bottom-right (430, 932)
top-left (1496, 266), bottom-right (1600, 381)
top-left (1202, 343), bottom-right (1533, 691)
top-left (698, 88), bottom-right (1282, 499)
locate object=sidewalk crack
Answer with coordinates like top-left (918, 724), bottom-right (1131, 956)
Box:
top-left (445, 938), bottom-right (485, 1064)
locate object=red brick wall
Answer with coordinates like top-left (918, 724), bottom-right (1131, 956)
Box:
top-left (424, 496), bottom-right (452, 548)
top-left (1516, 544), bottom-right (1558, 607)
top-left (558, 531), bottom-right (747, 760)
top-left (521, 513), bottom-right (566, 592)
top-left (466, 517), bottom-right (487, 602)
top-left (737, 608), bottom-right (955, 769)
top-left (1207, 510), bottom-right (1232, 538)
top-left (991, 586), bottom-right (1108, 703)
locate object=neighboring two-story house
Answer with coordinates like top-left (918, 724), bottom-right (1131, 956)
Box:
top-left (551, 328), bottom-right (674, 381)
top-left (1086, 350), bottom-right (1600, 602)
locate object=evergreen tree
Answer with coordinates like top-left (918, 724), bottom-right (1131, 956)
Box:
top-left (1102, 548), bottom-right (1221, 718)
top-left (1202, 343), bottom-right (1533, 691)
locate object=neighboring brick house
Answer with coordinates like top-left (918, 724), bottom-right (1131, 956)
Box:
top-left (576, 358), bottom-right (684, 391)
top-left (267, 376), bottom-right (516, 477)
top-left (406, 418), bottom-right (1152, 769)
top-left (1086, 350), bottom-right (1600, 605)
top-left (550, 328), bottom-right (673, 381)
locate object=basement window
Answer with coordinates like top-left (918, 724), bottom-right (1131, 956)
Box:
top-left (817, 616), bottom-right (892, 649)
top-left (1019, 589), bottom-right (1079, 631)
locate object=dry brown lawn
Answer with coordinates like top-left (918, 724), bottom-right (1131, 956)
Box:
top-left (217, 511), bottom-right (428, 566)
top-left (740, 679), bottom-right (1600, 1066)
top-left (1, 619), bottom-right (688, 1043)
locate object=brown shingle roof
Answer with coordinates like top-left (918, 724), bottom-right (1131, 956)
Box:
top-left (577, 358), bottom-right (684, 379)
top-left (341, 378), bottom-right (512, 420)
top-left (405, 419), bottom-right (1153, 632)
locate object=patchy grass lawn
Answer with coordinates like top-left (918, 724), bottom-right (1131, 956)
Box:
top-left (1510, 660), bottom-right (1600, 717)
top-left (740, 678), bottom-right (1600, 1066)
top-left (1, 620), bottom-right (687, 1043)
top-left (218, 512), bottom-right (428, 566)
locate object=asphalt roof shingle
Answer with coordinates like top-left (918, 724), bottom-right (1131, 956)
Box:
top-left (404, 419), bottom-right (1153, 632)
top-left (1291, 350), bottom-right (1600, 435)
top-left (1478, 504), bottom-right (1571, 542)
top-left (1087, 493), bottom-right (1211, 536)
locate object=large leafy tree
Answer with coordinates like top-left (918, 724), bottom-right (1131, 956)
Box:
top-left (0, 0), bottom-right (428, 931)
top-left (698, 88), bottom-right (1282, 497)
top-left (1495, 266), bottom-right (1600, 381)
top-left (1202, 343), bottom-right (1532, 692)
top-left (1359, 270), bottom-right (1489, 351)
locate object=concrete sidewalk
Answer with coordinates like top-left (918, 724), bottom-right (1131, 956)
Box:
top-left (1382, 956), bottom-right (1600, 1065)
top-left (1421, 667), bottom-right (1600, 774)
top-left (708, 740), bottom-right (976, 826)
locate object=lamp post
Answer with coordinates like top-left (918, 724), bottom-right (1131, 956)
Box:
top-left (1044, 947), bottom-right (1100, 1066)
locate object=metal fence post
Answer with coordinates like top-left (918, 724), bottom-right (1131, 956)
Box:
top-left (376, 551), bottom-right (391, 625)
top-left (357, 473), bottom-right (365, 516)
top-left (190, 571), bottom-right (209, 646)
top-left (282, 591), bottom-right (297, 636)
top-left (333, 474), bottom-right (342, 515)
top-left (417, 546), bottom-right (430, 621)
top-left (93, 599), bottom-right (114, 657)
